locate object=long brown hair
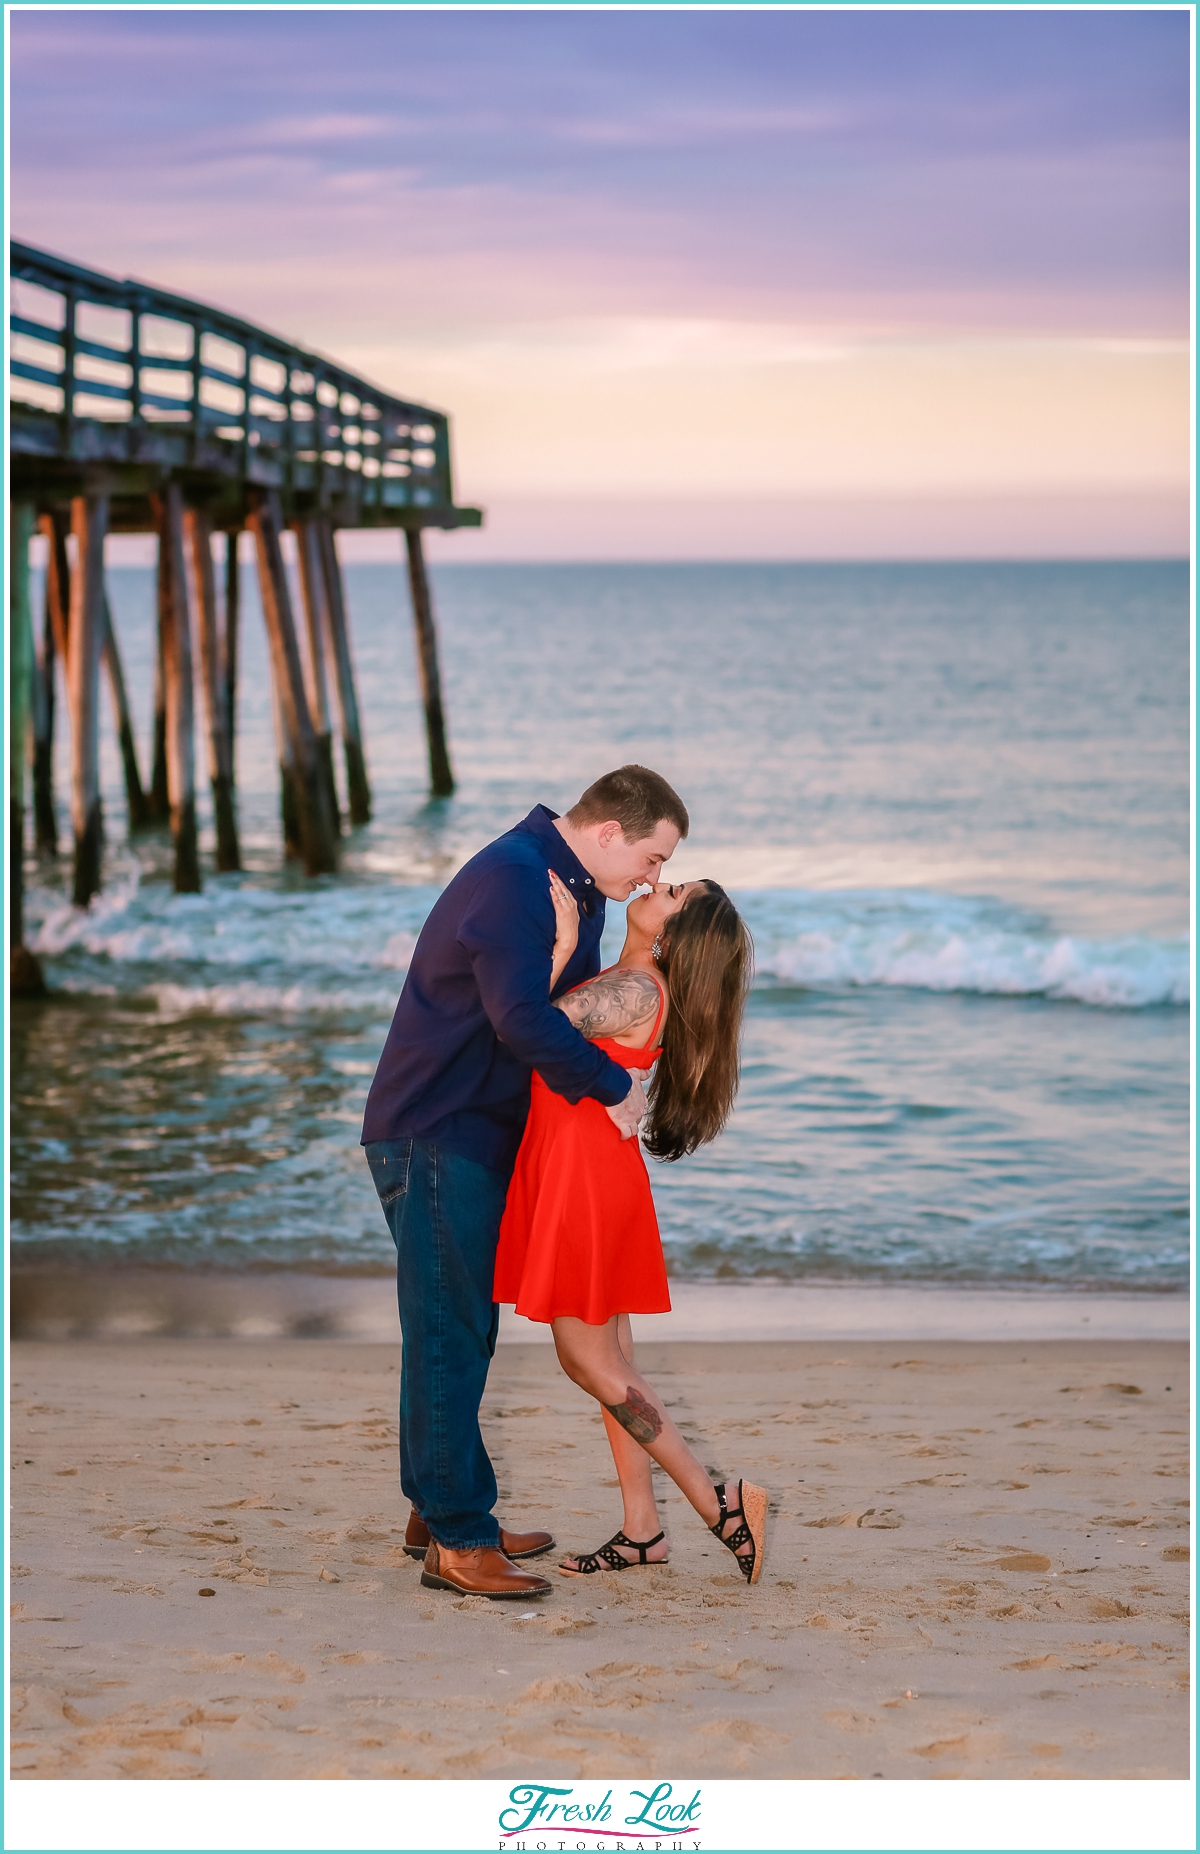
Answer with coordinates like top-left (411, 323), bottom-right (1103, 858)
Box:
top-left (642, 880), bottom-right (753, 1162)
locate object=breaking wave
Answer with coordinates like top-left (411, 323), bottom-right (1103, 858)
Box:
top-left (24, 862), bottom-right (1188, 1017)
top-left (750, 891), bottom-right (1189, 1009)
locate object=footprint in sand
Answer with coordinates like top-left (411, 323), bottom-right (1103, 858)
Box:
top-left (823, 1708), bottom-right (877, 1734)
top-left (188, 1649), bottom-right (306, 1684)
top-left (913, 1731), bottom-right (1003, 1762)
top-left (507, 1675), bottom-right (593, 1712)
top-left (12, 1685), bottom-right (74, 1729)
top-left (695, 1717), bottom-right (789, 1758)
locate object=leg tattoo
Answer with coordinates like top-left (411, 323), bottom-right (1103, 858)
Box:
top-left (603, 1385), bottom-right (663, 1445)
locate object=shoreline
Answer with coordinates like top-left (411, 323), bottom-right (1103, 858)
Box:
top-left (10, 1269), bottom-right (1190, 1344)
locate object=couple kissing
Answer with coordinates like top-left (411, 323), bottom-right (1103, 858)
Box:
top-left (362, 764), bottom-right (768, 1599)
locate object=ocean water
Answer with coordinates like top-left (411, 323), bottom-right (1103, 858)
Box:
top-left (12, 559), bottom-right (1190, 1289)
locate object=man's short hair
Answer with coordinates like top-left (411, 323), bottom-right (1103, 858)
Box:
top-left (566, 765), bottom-right (689, 842)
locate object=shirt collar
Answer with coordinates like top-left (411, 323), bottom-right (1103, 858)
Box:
top-left (520, 805), bottom-right (600, 908)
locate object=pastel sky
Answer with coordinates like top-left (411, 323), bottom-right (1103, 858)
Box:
top-left (10, 8), bottom-right (1191, 558)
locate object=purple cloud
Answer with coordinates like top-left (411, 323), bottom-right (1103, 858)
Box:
top-left (10, 8), bottom-right (1188, 333)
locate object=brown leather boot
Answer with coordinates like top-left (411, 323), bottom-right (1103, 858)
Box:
top-left (403, 1507), bottom-right (555, 1562)
top-left (421, 1539), bottom-right (553, 1600)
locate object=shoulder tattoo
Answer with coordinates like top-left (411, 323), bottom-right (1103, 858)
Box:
top-left (554, 968), bottom-right (662, 1039)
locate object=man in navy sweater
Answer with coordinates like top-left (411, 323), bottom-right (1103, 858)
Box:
top-left (363, 765), bottom-right (689, 1598)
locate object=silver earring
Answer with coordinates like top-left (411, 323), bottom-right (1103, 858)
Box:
top-left (651, 935), bottom-right (662, 965)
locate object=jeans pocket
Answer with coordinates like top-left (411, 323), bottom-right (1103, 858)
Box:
top-left (365, 1139), bottom-right (413, 1206)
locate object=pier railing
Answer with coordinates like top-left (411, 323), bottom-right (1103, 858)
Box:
top-left (10, 241), bottom-right (478, 531)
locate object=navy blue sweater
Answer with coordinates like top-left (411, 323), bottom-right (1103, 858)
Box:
top-left (361, 806), bottom-right (632, 1173)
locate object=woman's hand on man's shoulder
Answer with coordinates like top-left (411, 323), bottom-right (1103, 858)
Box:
top-left (548, 868), bottom-right (580, 955)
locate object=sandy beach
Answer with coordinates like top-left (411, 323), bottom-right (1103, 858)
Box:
top-left (10, 1330), bottom-right (1190, 1781)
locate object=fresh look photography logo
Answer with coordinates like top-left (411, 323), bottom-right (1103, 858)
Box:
top-left (499, 1782), bottom-right (702, 1848)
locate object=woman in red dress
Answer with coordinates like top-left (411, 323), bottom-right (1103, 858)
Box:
top-left (494, 873), bottom-right (769, 1583)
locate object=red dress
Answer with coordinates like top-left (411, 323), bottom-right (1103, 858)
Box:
top-left (493, 971), bottom-right (672, 1325)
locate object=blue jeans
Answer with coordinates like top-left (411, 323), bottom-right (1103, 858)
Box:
top-left (364, 1137), bottom-right (509, 1550)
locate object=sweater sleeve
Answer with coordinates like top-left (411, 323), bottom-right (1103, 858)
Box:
top-left (457, 862), bottom-right (632, 1107)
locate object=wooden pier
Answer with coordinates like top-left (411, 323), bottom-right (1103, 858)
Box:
top-left (9, 240), bottom-right (480, 992)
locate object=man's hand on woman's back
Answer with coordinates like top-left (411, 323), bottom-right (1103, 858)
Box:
top-left (606, 1069), bottom-right (649, 1142)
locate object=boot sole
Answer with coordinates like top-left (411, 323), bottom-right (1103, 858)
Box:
top-left (419, 1568), bottom-right (551, 1600)
top-left (741, 1481), bottom-right (769, 1586)
top-left (404, 1539), bottom-right (556, 1562)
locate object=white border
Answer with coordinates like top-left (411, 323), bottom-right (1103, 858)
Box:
top-left (4, 6), bottom-right (1197, 1854)
top-left (2, 1777), bottom-right (1199, 1853)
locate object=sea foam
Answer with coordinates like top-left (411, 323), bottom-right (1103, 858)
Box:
top-left (754, 918), bottom-right (1189, 1009)
top-left (24, 862), bottom-right (1188, 1017)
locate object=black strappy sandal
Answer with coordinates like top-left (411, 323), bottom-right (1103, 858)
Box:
top-left (710, 1480), bottom-right (769, 1585)
top-left (558, 1529), bottom-right (667, 1576)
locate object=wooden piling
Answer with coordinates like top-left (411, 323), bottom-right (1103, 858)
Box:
top-left (248, 495), bottom-right (338, 875)
top-left (265, 670), bottom-right (301, 859)
top-left (149, 624), bottom-right (170, 824)
top-left (68, 494), bottom-right (108, 908)
top-left (33, 510), bottom-right (71, 858)
top-left (40, 510), bottom-right (71, 663)
top-left (30, 552), bottom-right (57, 856)
top-left (224, 528), bottom-right (240, 757)
top-left (101, 592), bottom-right (152, 832)
top-left (185, 507), bottom-right (240, 871)
top-left (293, 519), bottom-right (341, 833)
top-left (10, 500), bottom-right (46, 994)
top-left (155, 484), bottom-right (201, 893)
top-left (404, 527), bottom-right (454, 798)
top-left (315, 521), bottom-right (371, 825)
top-left (31, 513), bottom-right (149, 846)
